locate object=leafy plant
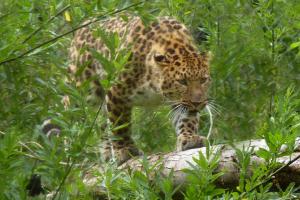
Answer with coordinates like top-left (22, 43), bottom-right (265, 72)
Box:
top-left (183, 148), bottom-right (224, 199)
top-left (257, 86), bottom-right (300, 161)
top-left (0, 0), bottom-right (300, 199)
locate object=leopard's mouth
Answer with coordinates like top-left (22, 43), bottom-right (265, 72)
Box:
top-left (180, 100), bottom-right (208, 111)
top-left (168, 100), bottom-right (207, 120)
top-left (163, 92), bottom-right (208, 111)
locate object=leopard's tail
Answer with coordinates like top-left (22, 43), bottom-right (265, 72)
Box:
top-left (26, 119), bottom-right (61, 196)
top-left (41, 119), bottom-right (61, 137)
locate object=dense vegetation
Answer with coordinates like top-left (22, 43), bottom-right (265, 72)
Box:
top-left (0, 0), bottom-right (299, 199)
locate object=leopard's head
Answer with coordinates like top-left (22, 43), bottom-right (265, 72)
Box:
top-left (151, 47), bottom-right (211, 111)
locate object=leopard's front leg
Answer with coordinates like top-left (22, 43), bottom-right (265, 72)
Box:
top-left (173, 109), bottom-right (206, 151)
top-left (102, 84), bottom-right (140, 164)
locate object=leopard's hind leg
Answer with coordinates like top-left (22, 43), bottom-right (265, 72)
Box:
top-left (104, 84), bottom-right (141, 165)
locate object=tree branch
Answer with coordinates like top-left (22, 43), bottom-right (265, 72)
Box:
top-left (83, 138), bottom-right (300, 194)
top-left (0, 1), bottom-right (145, 66)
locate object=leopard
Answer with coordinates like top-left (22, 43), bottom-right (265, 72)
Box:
top-left (48, 13), bottom-right (211, 164)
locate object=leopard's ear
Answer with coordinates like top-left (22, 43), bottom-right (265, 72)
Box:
top-left (200, 51), bottom-right (213, 63)
top-left (154, 54), bottom-right (170, 66)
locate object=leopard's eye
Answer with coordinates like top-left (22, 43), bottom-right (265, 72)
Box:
top-left (154, 55), bottom-right (166, 62)
top-left (178, 79), bottom-right (188, 86)
top-left (200, 77), bottom-right (209, 84)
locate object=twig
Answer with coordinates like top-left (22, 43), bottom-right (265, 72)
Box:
top-left (240, 154), bottom-right (300, 197)
top-left (0, 1), bottom-right (145, 66)
top-left (0, 13), bottom-right (11, 20)
top-left (1, 5), bottom-right (70, 64)
top-left (51, 102), bottom-right (103, 199)
top-left (51, 158), bottom-right (74, 200)
top-left (0, 11), bottom-right (39, 21)
top-left (21, 5), bottom-right (71, 45)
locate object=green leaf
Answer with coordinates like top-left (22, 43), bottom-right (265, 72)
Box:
top-left (256, 148), bottom-right (272, 160)
top-left (290, 41), bottom-right (300, 50)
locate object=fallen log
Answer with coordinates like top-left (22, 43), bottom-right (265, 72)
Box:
top-left (83, 138), bottom-right (300, 195)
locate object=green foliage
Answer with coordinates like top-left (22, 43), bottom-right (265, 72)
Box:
top-left (0, 0), bottom-right (300, 199)
top-left (183, 149), bottom-right (224, 199)
top-left (257, 86), bottom-right (300, 161)
top-left (94, 158), bottom-right (179, 200)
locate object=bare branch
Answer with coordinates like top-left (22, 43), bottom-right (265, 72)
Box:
top-left (0, 1), bottom-right (145, 66)
top-left (82, 138), bottom-right (300, 195)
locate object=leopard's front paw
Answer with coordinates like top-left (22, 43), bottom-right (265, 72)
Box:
top-left (114, 145), bottom-right (141, 165)
top-left (176, 134), bottom-right (206, 151)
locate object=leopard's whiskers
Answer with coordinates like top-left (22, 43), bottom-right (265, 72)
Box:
top-left (207, 99), bottom-right (223, 110)
top-left (206, 99), bottom-right (222, 116)
top-left (207, 104), bottom-right (221, 116)
top-left (168, 104), bottom-right (181, 120)
top-left (170, 103), bottom-right (187, 124)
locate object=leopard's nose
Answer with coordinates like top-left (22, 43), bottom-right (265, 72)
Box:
top-left (191, 101), bottom-right (201, 107)
top-left (191, 100), bottom-right (207, 109)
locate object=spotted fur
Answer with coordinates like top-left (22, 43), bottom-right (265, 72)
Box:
top-left (68, 14), bottom-right (211, 164)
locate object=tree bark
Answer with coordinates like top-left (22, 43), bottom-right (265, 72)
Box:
top-left (83, 138), bottom-right (300, 194)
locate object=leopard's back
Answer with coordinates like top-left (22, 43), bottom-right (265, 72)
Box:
top-left (68, 14), bottom-right (201, 105)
